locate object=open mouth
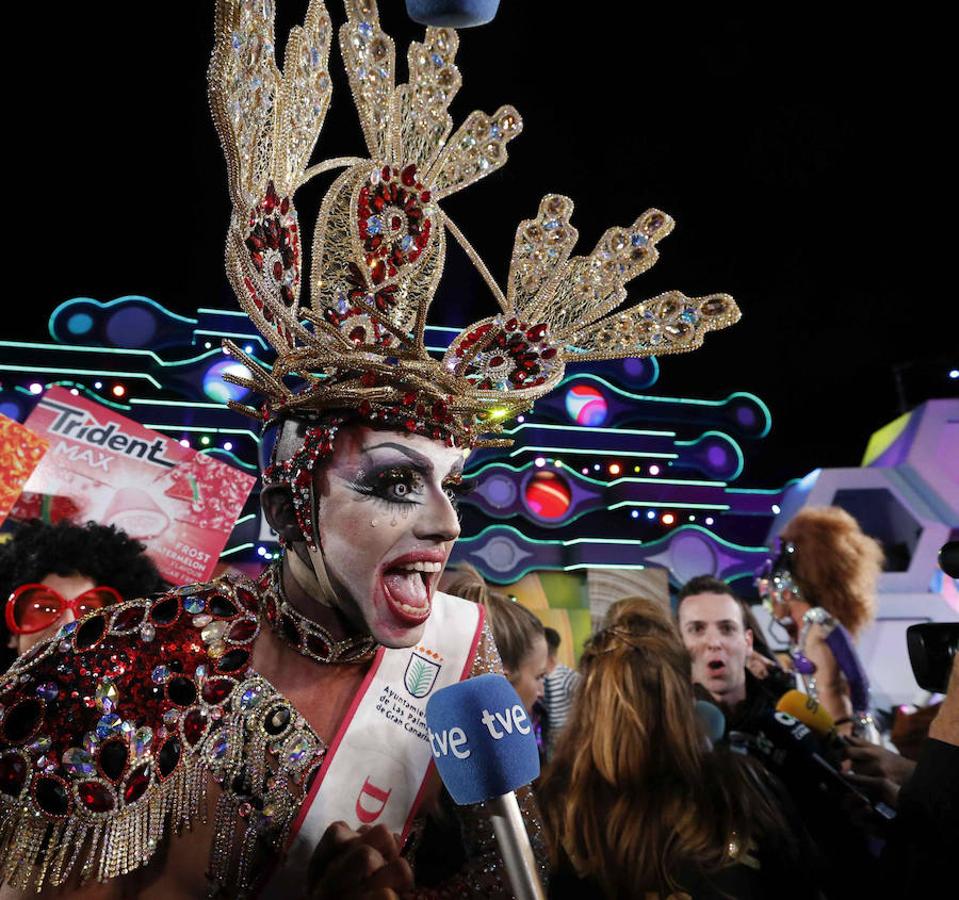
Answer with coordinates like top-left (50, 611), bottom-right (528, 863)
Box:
top-left (380, 556), bottom-right (443, 626)
top-left (707, 659), bottom-right (727, 675)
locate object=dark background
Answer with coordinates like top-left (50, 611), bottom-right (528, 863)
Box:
top-left (11, 3), bottom-right (955, 487)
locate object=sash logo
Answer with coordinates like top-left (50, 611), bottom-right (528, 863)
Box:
top-left (404, 648), bottom-right (442, 699)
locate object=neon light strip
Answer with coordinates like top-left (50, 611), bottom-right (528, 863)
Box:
top-left (51, 295), bottom-right (198, 329)
top-left (145, 424), bottom-right (261, 442)
top-left (608, 500), bottom-right (731, 511)
top-left (199, 449), bottom-right (258, 471)
top-left (564, 563), bottom-right (646, 571)
top-left (132, 399), bottom-right (232, 409)
top-left (194, 330), bottom-right (268, 348)
top-left (556, 373), bottom-right (773, 438)
top-left (675, 430), bottom-right (745, 482)
top-left (467, 459), bottom-right (726, 489)
top-left (0, 340), bottom-right (224, 369)
top-left (1, 364), bottom-right (162, 388)
top-left (219, 542), bottom-right (254, 557)
top-left (501, 421), bottom-right (673, 438)
top-left (510, 446), bottom-right (678, 459)
top-left (233, 514), bottom-right (257, 525)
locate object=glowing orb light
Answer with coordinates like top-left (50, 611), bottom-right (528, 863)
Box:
top-left (564, 384), bottom-right (608, 426)
top-left (524, 470), bottom-right (572, 520)
top-left (203, 360), bottom-right (252, 404)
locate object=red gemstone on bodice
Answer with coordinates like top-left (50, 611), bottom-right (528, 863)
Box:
top-left (0, 755), bottom-right (26, 796)
top-left (79, 780), bottom-right (114, 813)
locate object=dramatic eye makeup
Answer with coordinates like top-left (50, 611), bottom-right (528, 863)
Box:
top-left (342, 441), bottom-right (469, 512)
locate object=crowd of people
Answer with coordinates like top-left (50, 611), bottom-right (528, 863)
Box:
top-left (1, 508), bottom-right (953, 898)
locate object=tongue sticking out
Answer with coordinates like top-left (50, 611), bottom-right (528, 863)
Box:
top-left (383, 570), bottom-right (429, 610)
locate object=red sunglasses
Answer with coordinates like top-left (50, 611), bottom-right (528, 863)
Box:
top-left (5, 584), bottom-right (122, 635)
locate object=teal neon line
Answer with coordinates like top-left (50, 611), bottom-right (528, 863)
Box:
top-left (608, 500), bottom-right (730, 511)
top-left (501, 421), bottom-right (673, 438)
top-left (0, 340), bottom-right (225, 370)
top-left (197, 308), bottom-right (247, 317)
top-left (556, 374), bottom-right (772, 438)
top-left (510, 446), bottom-right (678, 460)
top-left (1, 365), bottom-right (162, 388)
top-left (145, 424), bottom-right (261, 442)
top-left (564, 563), bottom-right (646, 572)
top-left (466, 459), bottom-right (725, 489)
top-left (219, 542), bottom-right (254, 557)
top-left (49, 296), bottom-right (198, 341)
top-left (194, 330), bottom-right (268, 348)
top-left (233, 514), bottom-right (257, 525)
top-left (675, 430), bottom-right (745, 481)
top-left (199, 449), bottom-right (258, 471)
top-left (132, 399), bottom-right (232, 409)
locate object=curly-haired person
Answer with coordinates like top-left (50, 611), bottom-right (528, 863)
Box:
top-left (762, 506), bottom-right (884, 738)
top-left (0, 519), bottom-right (167, 667)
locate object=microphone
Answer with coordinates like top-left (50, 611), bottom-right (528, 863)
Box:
top-left (426, 674), bottom-right (545, 900)
top-left (694, 700), bottom-right (726, 749)
top-left (730, 709), bottom-right (895, 821)
top-left (776, 690), bottom-right (845, 764)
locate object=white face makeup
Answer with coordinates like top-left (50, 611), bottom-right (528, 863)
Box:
top-left (313, 426), bottom-right (468, 648)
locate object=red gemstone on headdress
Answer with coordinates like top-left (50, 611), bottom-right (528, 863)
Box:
top-left (542, 348), bottom-right (557, 359)
top-left (280, 197), bottom-right (290, 215)
top-left (381, 166), bottom-right (391, 181)
top-left (370, 259), bottom-right (386, 284)
top-left (272, 260), bottom-right (284, 281)
top-left (349, 325), bottom-right (367, 343)
top-left (404, 419), bottom-right (417, 432)
top-left (401, 164), bottom-right (417, 186)
top-left (432, 400), bottom-right (448, 420)
top-left (402, 392), bottom-right (416, 406)
top-left (420, 191), bottom-right (431, 202)
top-left (281, 285), bottom-right (294, 306)
top-left (360, 372), bottom-right (378, 387)
top-left (506, 318), bottom-right (518, 331)
top-left (263, 181), bottom-right (279, 213)
top-left (489, 355), bottom-right (504, 367)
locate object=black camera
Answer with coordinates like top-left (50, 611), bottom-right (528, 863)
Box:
top-left (905, 541), bottom-right (959, 694)
top-left (907, 622), bottom-right (958, 694)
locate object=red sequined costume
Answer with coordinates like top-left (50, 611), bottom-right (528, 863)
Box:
top-left (0, 565), bottom-right (543, 895)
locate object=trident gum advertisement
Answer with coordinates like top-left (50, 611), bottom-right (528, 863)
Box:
top-left (21, 387), bottom-right (256, 586)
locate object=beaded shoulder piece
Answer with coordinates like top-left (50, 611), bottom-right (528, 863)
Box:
top-left (209, 0), bottom-right (740, 446)
top-left (0, 573), bottom-right (324, 893)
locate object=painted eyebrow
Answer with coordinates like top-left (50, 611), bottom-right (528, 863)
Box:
top-left (362, 442), bottom-right (464, 479)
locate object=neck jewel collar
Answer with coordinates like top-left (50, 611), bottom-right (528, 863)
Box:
top-left (262, 559), bottom-right (378, 665)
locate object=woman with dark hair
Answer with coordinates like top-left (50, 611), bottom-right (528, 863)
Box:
top-left (0, 519), bottom-right (166, 667)
top-left (539, 596), bottom-right (818, 899)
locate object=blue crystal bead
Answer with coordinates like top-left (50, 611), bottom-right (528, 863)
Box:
top-left (310, 47), bottom-right (321, 68)
top-left (35, 682), bottom-right (59, 701)
top-left (631, 233), bottom-right (648, 247)
top-left (401, 235), bottom-right (414, 251)
top-left (543, 219), bottom-right (559, 231)
top-left (183, 595), bottom-right (205, 614)
top-left (152, 666), bottom-right (170, 684)
top-left (96, 714), bottom-right (122, 740)
top-left (62, 747), bottom-right (95, 777)
top-left (489, 123), bottom-right (501, 140)
top-left (431, 53), bottom-right (444, 67)
top-left (286, 736), bottom-right (311, 764)
top-left (27, 735), bottom-right (52, 754)
top-left (367, 216), bottom-right (383, 235)
top-left (239, 685), bottom-right (263, 711)
top-left (359, 22), bottom-right (373, 39)
top-left (231, 32), bottom-right (242, 50)
top-left (211, 732), bottom-right (229, 760)
top-left (679, 309), bottom-right (699, 324)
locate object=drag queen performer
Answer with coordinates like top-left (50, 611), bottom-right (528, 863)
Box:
top-left (759, 506), bottom-right (883, 741)
top-left (0, 1), bottom-right (740, 895)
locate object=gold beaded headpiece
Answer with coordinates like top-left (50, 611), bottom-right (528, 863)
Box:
top-left (209, 0), bottom-right (740, 447)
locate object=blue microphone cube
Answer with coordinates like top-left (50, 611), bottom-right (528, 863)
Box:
top-left (405, 0), bottom-right (500, 28)
top-left (425, 673), bottom-right (540, 805)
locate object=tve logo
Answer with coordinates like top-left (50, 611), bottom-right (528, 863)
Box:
top-left (425, 674), bottom-right (540, 805)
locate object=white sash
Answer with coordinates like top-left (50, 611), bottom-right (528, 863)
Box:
top-left (266, 592), bottom-right (484, 891)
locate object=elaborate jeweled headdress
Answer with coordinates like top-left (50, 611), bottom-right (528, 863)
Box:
top-left (209, 0), bottom-right (740, 449)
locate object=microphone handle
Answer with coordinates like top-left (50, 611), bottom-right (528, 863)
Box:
top-left (487, 791), bottom-right (547, 900)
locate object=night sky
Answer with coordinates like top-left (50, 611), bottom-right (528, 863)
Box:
top-left (12, 3), bottom-right (955, 488)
